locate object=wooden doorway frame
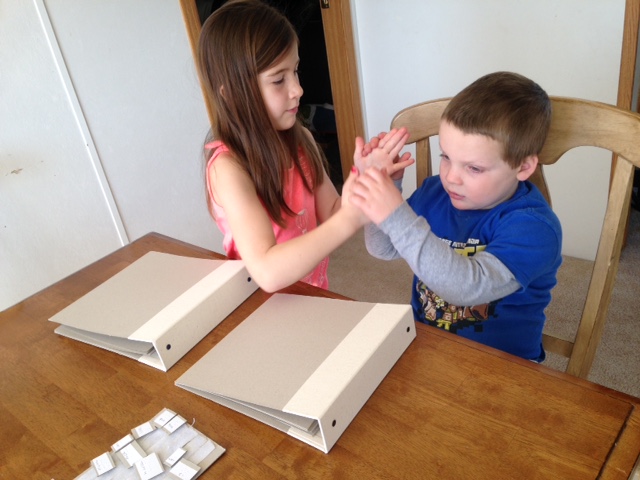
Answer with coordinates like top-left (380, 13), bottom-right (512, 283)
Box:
top-left (179, 0), bottom-right (363, 183)
top-left (615, 0), bottom-right (640, 242)
top-left (618, 0), bottom-right (640, 112)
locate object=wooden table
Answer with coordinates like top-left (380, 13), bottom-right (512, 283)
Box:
top-left (2, 233), bottom-right (639, 479)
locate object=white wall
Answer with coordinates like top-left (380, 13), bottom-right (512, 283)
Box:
top-left (1, 0), bottom-right (222, 311)
top-left (352, 0), bottom-right (627, 261)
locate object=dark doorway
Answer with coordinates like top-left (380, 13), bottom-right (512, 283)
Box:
top-left (196, 0), bottom-right (343, 189)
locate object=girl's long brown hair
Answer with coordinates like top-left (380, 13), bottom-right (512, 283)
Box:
top-left (198, 0), bottom-right (328, 226)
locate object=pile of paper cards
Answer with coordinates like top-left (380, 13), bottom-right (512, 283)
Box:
top-left (75, 408), bottom-right (225, 479)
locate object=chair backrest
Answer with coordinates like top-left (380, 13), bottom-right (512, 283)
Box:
top-left (391, 96), bottom-right (640, 378)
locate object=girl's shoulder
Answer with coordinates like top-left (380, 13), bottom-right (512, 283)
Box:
top-left (206, 141), bottom-right (247, 184)
top-left (206, 140), bottom-right (238, 167)
top-left (206, 140), bottom-right (230, 161)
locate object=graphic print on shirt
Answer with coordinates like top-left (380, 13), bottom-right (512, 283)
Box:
top-left (290, 149), bottom-right (328, 289)
top-left (416, 239), bottom-right (497, 333)
top-left (291, 149), bottom-right (313, 236)
top-left (296, 208), bottom-right (309, 234)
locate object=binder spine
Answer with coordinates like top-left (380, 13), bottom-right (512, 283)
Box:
top-left (283, 304), bottom-right (416, 452)
top-left (137, 262), bottom-right (257, 370)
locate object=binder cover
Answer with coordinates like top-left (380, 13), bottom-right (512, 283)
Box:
top-left (49, 251), bottom-right (257, 371)
top-left (175, 293), bottom-right (415, 453)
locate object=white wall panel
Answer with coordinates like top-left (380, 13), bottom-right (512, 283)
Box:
top-left (1, 0), bottom-right (222, 311)
top-left (1, 0), bottom-right (122, 310)
top-left (44, 0), bottom-right (220, 249)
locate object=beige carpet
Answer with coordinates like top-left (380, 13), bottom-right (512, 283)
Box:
top-left (328, 209), bottom-right (640, 399)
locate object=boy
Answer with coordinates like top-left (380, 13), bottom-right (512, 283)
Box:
top-left (350, 71), bottom-right (562, 362)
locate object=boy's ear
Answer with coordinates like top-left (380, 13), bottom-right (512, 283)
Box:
top-left (516, 154), bottom-right (539, 181)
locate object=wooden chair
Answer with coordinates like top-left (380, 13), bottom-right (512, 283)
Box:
top-left (391, 96), bottom-right (640, 378)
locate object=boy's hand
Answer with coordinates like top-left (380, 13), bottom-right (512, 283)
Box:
top-left (353, 128), bottom-right (414, 179)
top-left (349, 167), bottom-right (404, 225)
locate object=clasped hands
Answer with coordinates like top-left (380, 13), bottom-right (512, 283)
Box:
top-left (343, 127), bottom-right (414, 225)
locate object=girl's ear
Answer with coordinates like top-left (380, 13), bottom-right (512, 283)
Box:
top-left (516, 154), bottom-right (539, 181)
top-left (219, 85), bottom-right (225, 98)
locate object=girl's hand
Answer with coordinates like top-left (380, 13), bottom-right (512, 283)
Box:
top-left (340, 166), bottom-right (371, 227)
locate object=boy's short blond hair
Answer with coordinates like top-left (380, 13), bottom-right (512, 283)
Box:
top-left (442, 71), bottom-right (551, 169)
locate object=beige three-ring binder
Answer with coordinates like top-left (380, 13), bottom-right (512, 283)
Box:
top-left (176, 293), bottom-right (416, 453)
top-left (49, 251), bottom-right (257, 371)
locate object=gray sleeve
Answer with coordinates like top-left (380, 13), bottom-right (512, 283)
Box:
top-left (372, 202), bottom-right (521, 305)
top-left (364, 223), bottom-right (402, 260)
top-left (363, 178), bottom-right (405, 261)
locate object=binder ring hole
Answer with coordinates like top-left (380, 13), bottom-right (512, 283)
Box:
top-left (332, 420), bottom-right (336, 427)
top-left (406, 326), bottom-right (410, 333)
top-left (247, 277), bottom-right (252, 283)
top-left (166, 344), bottom-right (172, 350)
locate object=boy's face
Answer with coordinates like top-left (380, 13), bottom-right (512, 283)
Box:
top-left (258, 45), bottom-right (303, 131)
top-left (438, 121), bottom-right (536, 210)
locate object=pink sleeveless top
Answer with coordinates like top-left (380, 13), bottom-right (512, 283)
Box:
top-left (206, 141), bottom-right (329, 289)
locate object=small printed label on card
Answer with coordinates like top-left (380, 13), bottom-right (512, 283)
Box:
top-left (152, 408), bottom-right (177, 428)
top-left (111, 433), bottom-right (134, 452)
top-left (135, 452), bottom-right (165, 480)
top-left (91, 451), bottom-right (115, 475)
top-left (168, 458), bottom-right (201, 480)
top-left (132, 421), bottom-right (155, 439)
top-left (164, 447), bottom-right (187, 467)
top-left (162, 414), bottom-right (187, 434)
top-left (118, 440), bottom-right (146, 467)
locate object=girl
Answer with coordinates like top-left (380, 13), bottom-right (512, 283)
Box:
top-left (197, 0), bottom-right (411, 292)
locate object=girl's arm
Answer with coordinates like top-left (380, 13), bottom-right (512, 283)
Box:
top-left (314, 167), bottom-right (342, 223)
top-left (209, 152), bottom-right (364, 292)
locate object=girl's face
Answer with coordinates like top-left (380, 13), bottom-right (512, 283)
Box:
top-left (438, 120), bottom-right (536, 210)
top-left (258, 45), bottom-right (303, 131)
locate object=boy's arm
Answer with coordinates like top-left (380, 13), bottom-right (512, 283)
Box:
top-left (378, 203), bottom-right (520, 305)
top-left (363, 177), bottom-right (404, 261)
top-left (364, 223), bottom-right (401, 260)
top-left (351, 168), bottom-right (520, 305)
